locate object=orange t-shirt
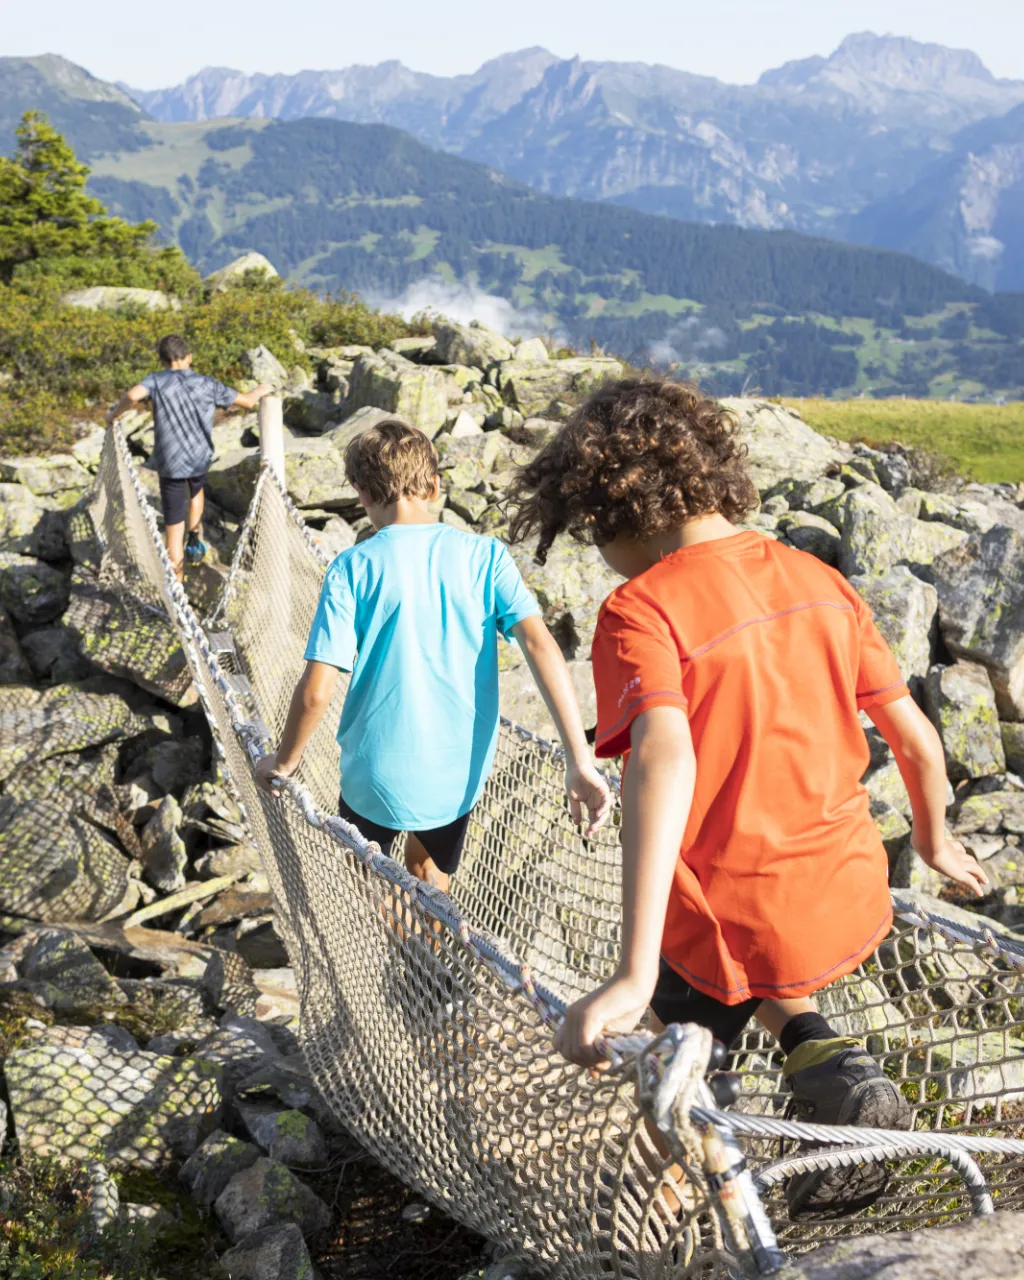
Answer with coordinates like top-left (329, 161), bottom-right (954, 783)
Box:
top-left (592, 531), bottom-right (908, 1005)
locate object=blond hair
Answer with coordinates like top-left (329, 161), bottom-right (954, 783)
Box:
top-left (344, 419), bottom-right (439, 506)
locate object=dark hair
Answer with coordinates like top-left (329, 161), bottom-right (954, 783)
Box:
top-left (157, 334), bottom-right (191, 365)
top-left (344, 419), bottom-right (439, 506)
top-left (507, 377), bottom-right (757, 563)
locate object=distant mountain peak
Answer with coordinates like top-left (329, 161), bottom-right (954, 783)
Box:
top-left (12, 53), bottom-right (143, 111)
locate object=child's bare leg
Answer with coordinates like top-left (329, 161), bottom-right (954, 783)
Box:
top-left (404, 833), bottom-right (449, 894)
top-left (165, 521), bottom-right (185, 583)
top-left (187, 485), bottom-right (205, 536)
top-left (757, 997), bottom-right (817, 1041)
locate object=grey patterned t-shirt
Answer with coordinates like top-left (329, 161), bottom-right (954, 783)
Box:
top-left (141, 369), bottom-right (238, 479)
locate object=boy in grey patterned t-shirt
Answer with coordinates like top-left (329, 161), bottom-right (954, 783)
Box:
top-left (107, 335), bottom-right (271, 581)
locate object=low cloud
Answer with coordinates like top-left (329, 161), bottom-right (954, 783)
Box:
top-left (648, 315), bottom-right (727, 366)
top-left (369, 278), bottom-right (553, 341)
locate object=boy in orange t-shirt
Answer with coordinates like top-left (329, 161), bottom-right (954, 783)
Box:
top-left (509, 378), bottom-right (987, 1218)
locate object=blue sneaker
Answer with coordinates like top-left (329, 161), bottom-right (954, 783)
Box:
top-left (185, 531), bottom-right (208, 565)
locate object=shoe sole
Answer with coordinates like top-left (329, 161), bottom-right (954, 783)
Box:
top-left (786, 1077), bottom-right (911, 1220)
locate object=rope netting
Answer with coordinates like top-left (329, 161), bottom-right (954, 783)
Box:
top-left (89, 426), bottom-right (1024, 1276)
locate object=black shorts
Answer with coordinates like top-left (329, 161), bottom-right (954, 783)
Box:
top-left (651, 959), bottom-right (762, 1049)
top-left (159, 473), bottom-right (206, 527)
top-left (338, 795), bottom-right (471, 876)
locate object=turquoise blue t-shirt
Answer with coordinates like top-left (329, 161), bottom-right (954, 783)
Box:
top-left (304, 522), bottom-right (540, 829)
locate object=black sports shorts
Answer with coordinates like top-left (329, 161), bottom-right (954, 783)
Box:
top-left (651, 959), bottom-right (762, 1049)
top-left (159, 473), bottom-right (207, 527)
top-left (338, 794), bottom-right (471, 876)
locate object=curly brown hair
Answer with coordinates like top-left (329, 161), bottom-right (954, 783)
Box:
top-left (507, 378), bottom-right (757, 562)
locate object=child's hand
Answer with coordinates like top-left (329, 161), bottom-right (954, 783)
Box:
top-left (255, 752), bottom-right (295, 798)
top-left (555, 972), bottom-right (652, 1068)
top-left (565, 759), bottom-right (613, 837)
top-left (913, 829), bottom-right (989, 897)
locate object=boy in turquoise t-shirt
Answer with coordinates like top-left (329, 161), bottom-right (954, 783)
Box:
top-left (256, 418), bottom-right (611, 893)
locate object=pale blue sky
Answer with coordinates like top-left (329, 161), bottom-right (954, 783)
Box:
top-left (5, 0), bottom-right (1021, 89)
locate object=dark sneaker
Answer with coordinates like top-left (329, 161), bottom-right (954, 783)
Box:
top-left (185, 531), bottom-right (208, 564)
top-left (783, 1037), bottom-right (911, 1220)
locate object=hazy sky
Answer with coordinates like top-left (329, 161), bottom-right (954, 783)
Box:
top-left (5, 0), bottom-right (1022, 89)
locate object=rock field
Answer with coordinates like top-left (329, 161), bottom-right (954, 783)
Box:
top-left (3, 264), bottom-right (1024, 1276)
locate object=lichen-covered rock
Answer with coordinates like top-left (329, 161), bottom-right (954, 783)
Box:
top-left (139, 796), bottom-right (188, 894)
top-left (17, 929), bottom-right (126, 1008)
top-left (449, 409), bottom-right (483, 438)
top-left (919, 492), bottom-right (996, 535)
top-left (513, 337), bottom-right (550, 362)
top-left (346, 350), bottom-right (449, 438)
top-left (0, 604), bottom-right (32, 683)
top-left (243, 345), bottom-right (289, 390)
top-left (141, 737), bottom-right (205, 794)
top-left (869, 799), bottom-right (911, 857)
top-left (5, 1042), bottom-right (224, 1169)
top-left (924, 662), bottom-right (1006, 781)
top-left (777, 511), bottom-right (841, 564)
top-left (0, 483), bottom-right (55, 556)
top-left (63, 286), bottom-right (177, 313)
top-left (179, 1128), bottom-right (262, 1207)
top-left (283, 389), bottom-right (344, 434)
top-left (205, 447), bottom-right (263, 516)
top-left (850, 567), bottom-right (937, 690)
top-left (389, 335), bottom-right (436, 359)
top-left (839, 484), bottom-right (968, 578)
top-left (237, 1103), bottom-right (328, 1165)
top-left (20, 626), bottom-right (92, 683)
top-left (208, 253), bottom-right (279, 291)
top-left (1003, 723), bottom-right (1024, 777)
top-left (219, 1223), bottom-right (316, 1280)
top-left (500, 357), bottom-right (623, 419)
top-left (447, 487), bottom-right (488, 524)
top-left (500, 659), bottom-right (596, 739)
top-left (863, 758), bottom-right (911, 817)
top-left (771, 475), bottom-right (846, 514)
top-left (214, 1156), bottom-right (331, 1242)
top-left (721, 399), bottom-right (845, 492)
top-left (0, 682), bottom-right (148, 784)
top-left (279, 435), bottom-right (356, 510)
top-left (510, 536), bottom-right (620, 659)
top-left (0, 553), bottom-right (70, 624)
top-left (928, 526), bottom-right (1024, 721)
top-left (433, 321), bottom-right (514, 369)
top-left (71, 427), bottom-right (108, 473)
top-left (954, 791), bottom-right (1024, 836)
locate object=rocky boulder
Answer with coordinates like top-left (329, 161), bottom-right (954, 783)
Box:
top-left (927, 526), bottom-right (1024, 721)
top-left (510, 536), bottom-right (620, 659)
top-left (214, 1156), bottom-right (331, 1242)
top-left (0, 453), bottom-right (91, 500)
top-left (924, 662), bottom-right (1006, 781)
top-left (4, 1041), bottom-right (224, 1168)
top-left (432, 320), bottom-right (514, 368)
top-left (219, 1223), bottom-right (316, 1280)
top-left (850, 567), bottom-right (937, 690)
top-left (838, 483), bottom-right (968, 578)
top-left (179, 1129), bottom-right (262, 1207)
top-left (0, 604), bottom-right (32, 683)
top-left (243, 345), bottom-right (289, 391)
top-left (0, 483), bottom-right (62, 559)
top-left (0, 553), bottom-right (69, 624)
top-left (346, 350), bottom-right (449, 438)
top-left (499, 357), bottom-right (623, 419)
top-left (205, 447), bottom-right (263, 516)
top-left (139, 795), bottom-right (188, 894)
top-left (721, 399), bottom-right (845, 492)
top-left (208, 252), bottom-right (279, 291)
top-left (62, 286), bottom-right (178, 313)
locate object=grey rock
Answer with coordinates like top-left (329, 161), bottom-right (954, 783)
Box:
top-left (346, 350), bottom-right (449, 438)
top-left (282, 435), bottom-right (357, 511)
top-left (924, 662), bottom-right (1006, 781)
top-left (206, 447), bottom-right (263, 516)
top-left (0, 553), bottom-right (70, 624)
top-left (18, 929), bottom-right (125, 1007)
top-left (870, 799), bottom-right (911, 857)
top-left (284, 389), bottom-right (344, 434)
top-left (63, 286), bottom-right (177, 313)
top-left (850, 567), bottom-right (937, 690)
top-left (863, 758), bottom-right (911, 817)
top-left (139, 796), bottom-right (188, 893)
top-left (214, 1157), bottom-right (331, 1242)
top-left (955, 791), bottom-right (1024, 835)
top-left (0, 604), bottom-right (32, 683)
top-left (500, 356), bottom-right (623, 419)
top-left (839, 483), bottom-right (968, 579)
top-left (0, 454), bottom-right (92, 498)
top-left (179, 1128), bottom-right (262, 1207)
top-left (919, 491), bottom-right (996, 534)
top-left (722, 400), bottom-right (845, 492)
top-left (777, 511), bottom-right (840, 564)
top-left (928, 526), bottom-right (1024, 721)
top-left (500, 660), bottom-right (596, 740)
top-left (208, 253), bottom-right (279, 291)
top-left (433, 320), bottom-right (514, 368)
top-left (447, 487), bottom-right (489, 524)
top-left (307, 516), bottom-right (355, 562)
top-left (389, 335), bottom-right (437, 358)
top-left (449, 408), bottom-right (484, 438)
top-left (513, 337), bottom-right (550, 362)
top-left (219, 1223), bottom-right (316, 1280)
top-left (782, 1208), bottom-right (1024, 1279)
top-left (71, 427), bottom-right (108, 473)
top-left (772, 475), bottom-right (846, 514)
top-left (116, 1201), bottom-right (175, 1247)
top-left (510, 536), bottom-right (620, 659)
top-left (0, 483), bottom-right (56, 557)
top-left (146, 738), bottom-right (205, 793)
top-left (4, 1042), bottom-right (224, 1169)
top-left (238, 1102), bottom-right (328, 1165)
top-left (20, 626), bottom-right (92, 683)
top-left (195, 843), bottom-right (265, 880)
top-left (1003, 723), bottom-right (1024, 777)
top-left (244, 345), bottom-right (289, 391)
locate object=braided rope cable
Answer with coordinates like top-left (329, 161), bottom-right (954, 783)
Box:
top-left (752, 1143), bottom-right (995, 1217)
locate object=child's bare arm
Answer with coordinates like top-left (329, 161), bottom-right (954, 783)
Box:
top-left (233, 383), bottom-right (274, 411)
top-left (868, 695), bottom-right (988, 897)
top-left (511, 614), bottom-right (612, 835)
top-left (255, 660), bottom-right (339, 796)
top-left (106, 384), bottom-right (149, 425)
top-left (555, 706), bottom-right (696, 1067)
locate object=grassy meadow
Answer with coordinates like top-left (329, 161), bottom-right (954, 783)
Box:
top-left (784, 398), bottom-right (1024, 484)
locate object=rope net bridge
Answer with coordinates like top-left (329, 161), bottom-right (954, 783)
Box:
top-left (90, 425), bottom-right (1024, 1277)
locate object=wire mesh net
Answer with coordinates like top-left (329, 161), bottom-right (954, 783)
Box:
top-left (88, 426), bottom-right (1024, 1275)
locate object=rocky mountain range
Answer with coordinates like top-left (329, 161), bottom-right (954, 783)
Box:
top-left (120, 33), bottom-right (1024, 290)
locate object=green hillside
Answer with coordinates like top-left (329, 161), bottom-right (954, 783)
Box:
top-left (71, 114), bottom-right (1018, 400)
